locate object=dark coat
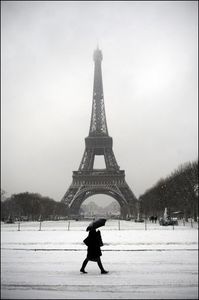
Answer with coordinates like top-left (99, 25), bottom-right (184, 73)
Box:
top-left (83, 229), bottom-right (103, 261)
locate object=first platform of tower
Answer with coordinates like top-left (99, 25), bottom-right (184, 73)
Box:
top-left (93, 47), bottom-right (103, 62)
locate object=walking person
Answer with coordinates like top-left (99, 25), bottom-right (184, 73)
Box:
top-left (80, 219), bottom-right (108, 274)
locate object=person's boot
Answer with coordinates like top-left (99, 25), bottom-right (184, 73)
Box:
top-left (80, 258), bottom-right (88, 274)
top-left (97, 258), bottom-right (109, 274)
top-left (80, 268), bottom-right (87, 274)
top-left (101, 270), bottom-right (109, 274)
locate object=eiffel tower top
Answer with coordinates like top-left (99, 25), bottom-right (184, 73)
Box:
top-left (93, 46), bottom-right (103, 62)
top-left (89, 47), bottom-right (109, 137)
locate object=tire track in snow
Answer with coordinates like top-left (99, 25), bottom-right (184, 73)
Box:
top-left (1, 248), bottom-right (198, 251)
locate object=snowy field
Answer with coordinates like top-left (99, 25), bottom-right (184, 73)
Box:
top-left (1, 220), bottom-right (198, 299)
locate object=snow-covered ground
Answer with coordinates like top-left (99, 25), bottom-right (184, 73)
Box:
top-left (1, 220), bottom-right (198, 299)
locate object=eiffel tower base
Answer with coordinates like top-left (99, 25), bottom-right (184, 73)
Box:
top-left (62, 170), bottom-right (138, 220)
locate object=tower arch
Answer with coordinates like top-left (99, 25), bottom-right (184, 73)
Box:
top-left (69, 187), bottom-right (131, 219)
top-left (80, 194), bottom-right (121, 218)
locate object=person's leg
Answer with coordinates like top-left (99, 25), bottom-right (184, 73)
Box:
top-left (97, 257), bottom-right (108, 274)
top-left (80, 258), bottom-right (89, 273)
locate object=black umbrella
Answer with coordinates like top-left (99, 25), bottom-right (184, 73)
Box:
top-left (86, 218), bottom-right (107, 231)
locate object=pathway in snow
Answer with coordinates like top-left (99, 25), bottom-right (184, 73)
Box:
top-left (1, 249), bottom-right (198, 299)
top-left (1, 220), bottom-right (198, 299)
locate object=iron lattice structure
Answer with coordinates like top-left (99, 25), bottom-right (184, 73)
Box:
top-left (61, 47), bottom-right (138, 219)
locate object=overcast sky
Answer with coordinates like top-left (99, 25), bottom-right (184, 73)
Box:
top-left (1, 1), bottom-right (198, 206)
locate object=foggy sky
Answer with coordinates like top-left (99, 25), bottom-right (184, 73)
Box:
top-left (1, 1), bottom-right (198, 205)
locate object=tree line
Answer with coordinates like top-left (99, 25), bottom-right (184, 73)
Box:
top-left (139, 160), bottom-right (198, 221)
top-left (1, 192), bottom-right (68, 221)
top-left (1, 160), bottom-right (198, 222)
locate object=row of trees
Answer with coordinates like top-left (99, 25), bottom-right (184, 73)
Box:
top-left (1, 192), bottom-right (68, 221)
top-left (139, 160), bottom-right (198, 220)
top-left (1, 160), bottom-right (198, 221)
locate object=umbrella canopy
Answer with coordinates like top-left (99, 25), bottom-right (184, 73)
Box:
top-left (86, 218), bottom-right (107, 231)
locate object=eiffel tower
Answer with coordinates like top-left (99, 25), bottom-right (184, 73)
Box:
top-left (61, 47), bottom-right (138, 219)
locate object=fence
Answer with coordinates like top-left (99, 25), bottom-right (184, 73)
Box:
top-left (1, 219), bottom-right (198, 232)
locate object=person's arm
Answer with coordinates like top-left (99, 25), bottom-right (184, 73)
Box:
top-left (97, 230), bottom-right (103, 246)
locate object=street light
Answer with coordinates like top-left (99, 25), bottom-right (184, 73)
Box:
top-left (194, 184), bottom-right (198, 222)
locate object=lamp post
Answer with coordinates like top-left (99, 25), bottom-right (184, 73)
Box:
top-left (194, 184), bottom-right (198, 222)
